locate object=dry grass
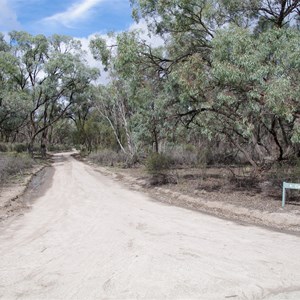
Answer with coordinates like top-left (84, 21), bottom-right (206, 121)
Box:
top-left (116, 165), bottom-right (300, 212)
top-left (0, 153), bottom-right (35, 183)
top-left (88, 150), bottom-right (128, 167)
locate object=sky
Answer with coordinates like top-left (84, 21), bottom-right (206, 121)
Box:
top-left (0, 0), bottom-right (163, 83)
top-left (0, 0), bottom-right (134, 37)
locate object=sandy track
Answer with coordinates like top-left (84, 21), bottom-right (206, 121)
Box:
top-left (0, 153), bottom-right (300, 300)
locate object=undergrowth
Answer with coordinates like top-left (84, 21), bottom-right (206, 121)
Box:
top-left (88, 150), bottom-right (129, 167)
top-left (0, 153), bottom-right (35, 183)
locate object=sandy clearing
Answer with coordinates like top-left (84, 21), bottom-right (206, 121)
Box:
top-left (0, 153), bottom-right (300, 299)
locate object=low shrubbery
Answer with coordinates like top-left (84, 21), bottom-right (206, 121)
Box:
top-left (88, 150), bottom-right (128, 167)
top-left (167, 146), bottom-right (199, 167)
top-left (0, 143), bottom-right (29, 153)
top-left (145, 152), bottom-right (177, 186)
top-left (146, 152), bottom-right (172, 175)
top-left (0, 142), bottom-right (30, 153)
top-left (0, 153), bottom-right (35, 183)
top-left (13, 143), bottom-right (28, 153)
top-left (47, 144), bottom-right (73, 152)
top-left (162, 145), bottom-right (209, 168)
top-left (0, 142), bottom-right (73, 155)
top-left (262, 159), bottom-right (300, 197)
top-left (0, 143), bottom-right (9, 152)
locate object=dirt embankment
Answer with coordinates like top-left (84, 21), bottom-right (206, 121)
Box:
top-left (80, 158), bottom-right (300, 234)
top-left (0, 165), bottom-right (51, 224)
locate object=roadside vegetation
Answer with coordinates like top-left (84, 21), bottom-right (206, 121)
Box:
top-left (0, 152), bottom-right (34, 184)
top-left (0, 1), bottom-right (300, 202)
top-left (0, 142), bottom-right (70, 186)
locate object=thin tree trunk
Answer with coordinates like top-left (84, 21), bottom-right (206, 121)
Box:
top-left (119, 100), bottom-right (135, 157)
top-left (153, 127), bottom-right (159, 153)
top-left (96, 107), bottom-right (127, 154)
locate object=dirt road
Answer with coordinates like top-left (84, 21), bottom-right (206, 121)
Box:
top-left (1, 153), bottom-right (300, 299)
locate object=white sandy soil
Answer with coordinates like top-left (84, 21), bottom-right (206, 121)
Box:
top-left (0, 153), bottom-right (300, 299)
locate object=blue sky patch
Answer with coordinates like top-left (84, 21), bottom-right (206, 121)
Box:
top-left (0, 0), bottom-right (134, 37)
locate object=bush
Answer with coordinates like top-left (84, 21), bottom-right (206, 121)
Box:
top-left (0, 153), bottom-right (34, 183)
top-left (266, 159), bottom-right (300, 194)
top-left (47, 144), bottom-right (73, 152)
top-left (88, 150), bottom-right (128, 167)
top-left (0, 143), bottom-right (8, 152)
top-left (166, 145), bottom-right (208, 168)
top-left (146, 152), bottom-right (172, 175)
top-left (12, 143), bottom-right (28, 153)
top-left (169, 147), bottom-right (198, 167)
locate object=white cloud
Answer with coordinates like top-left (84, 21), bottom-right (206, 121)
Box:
top-left (76, 33), bottom-right (110, 84)
top-left (128, 19), bottom-right (165, 48)
top-left (77, 34), bottom-right (103, 68)
top-left (0, 0), bottom-right (21, 31)
top-left (42, 0), bottom-right (106, 28)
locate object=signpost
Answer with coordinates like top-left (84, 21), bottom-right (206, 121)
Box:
top-left (282, 182), bottom-right (300, 207)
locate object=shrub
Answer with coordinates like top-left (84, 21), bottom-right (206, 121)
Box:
top-left (88, 150), bottom-right (128, 167)
top-left (269, 161), bottom-right (298, 185)
top-left (0, 153), bottom-right (34, 183)
top-left (196, 148), bottom-right (209, 168)
top-left (169, 148), bottom-right (198, 167)
top-left (0, 143), bottom-right (8, 152)
top-left (12, 143), bottom-right (28, 153)
top-left (163, 144), bottom-right (208, 168)
top-left (146, 152), bottom-right (172, 175)
top-left (47, 144), bottom-right (73, 152)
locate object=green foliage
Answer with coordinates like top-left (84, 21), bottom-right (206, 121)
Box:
top-left (146, 152), bottom-right (172, 175)
top-left (266, 159), bottom-right (300, 195)
top-left (0, 143), bottom-right (28, 153)
top-left (13, 143), bottom-right (28, 153)
top-left (89, 36), bottom-right (111, 68)
top-left (0, 31), bottom-right (99, 155)
top-left (0, 143), bottom-right (8, 152)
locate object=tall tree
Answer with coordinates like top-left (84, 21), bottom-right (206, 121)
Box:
top-left (90, 30), bottom-right (170, 155)
top-left (128, 0), bottom-right (300, 168)
top-left (7, 31), bottom-right (98, 155)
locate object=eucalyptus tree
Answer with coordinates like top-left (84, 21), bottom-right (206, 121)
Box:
top-left (90, 30), bottom-right (169, 155)
top-left (66, 86), bottom-right (107, 153)
top-left (130, 0), bottom-right (300, 95)
top-left (168, 22), bottom-right (300, 168)
top-left (0, 34), bottom-right (29, 141)
top-left (131, 0), bottom-right (300, 34)
top-left (129, 0), bottom-right (300, 168)
top-left (91, 84), bottom-right (128, 154)
top-left (7, 31), bottom-right (98, 155)
top-left (210, 26), bottom-right (300, 166)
